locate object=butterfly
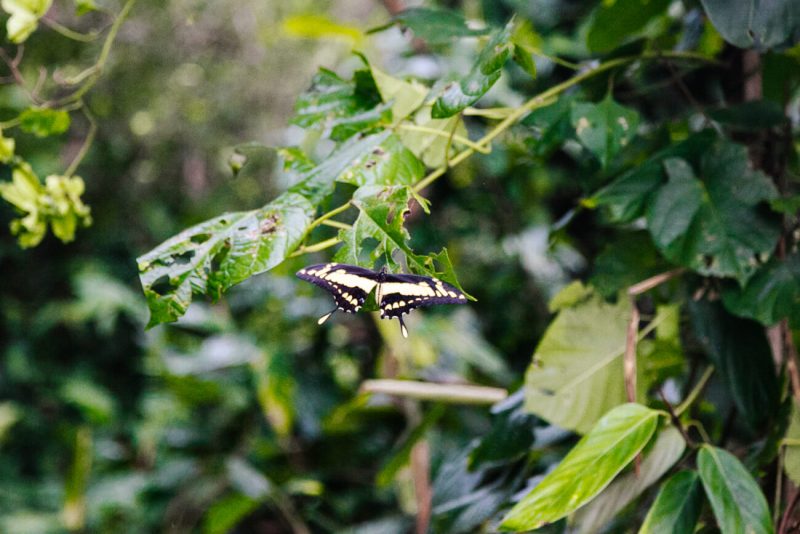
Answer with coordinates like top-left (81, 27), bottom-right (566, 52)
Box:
top-left (296, 263), bottom-right (467, 338)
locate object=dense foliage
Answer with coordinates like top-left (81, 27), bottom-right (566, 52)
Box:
top-left (2, 0), bottom-right (800, 532)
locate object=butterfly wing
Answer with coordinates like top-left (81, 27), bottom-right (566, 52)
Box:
top-left (296, 263), bottom-right (379, 313)
top-left (378, 272), bottom-right (467, 320)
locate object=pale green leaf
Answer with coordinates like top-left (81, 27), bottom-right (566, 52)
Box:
top-left (370, 66), bottom-right (427, 123)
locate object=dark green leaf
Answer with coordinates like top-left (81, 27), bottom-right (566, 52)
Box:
top-left (431, 22), bottom-right (513, 118)
top-left (19, 108), bottom-right (70, 137)
top-left (646, 141), bottom-right (780, 285)
top-left (468, 392), bottom-right (536, 469)
top-left (700, 0), bottom-right (800, 50)
top-left (512, 44), bottom-right (536, 78)
top-left (203, 493), bottom-right (259, 534)
top-left (500, 403), bottom-right (661, 531)
top-left (137, 192), bottom-right (314, 327)
top-left (709, 101), bottom-right (787, 130)
top-left (639, 471), bottom-right (703, 534)
top-left (697, 445), bottom-right (773, 534)
top-left (688, 299), bottom-right (779, 431)
top-left (570, 94), bottom-right (640, 168)
top-left (522, 95), bottom-right (577, 158)
top-left (590, 231), bottom-right (671, 298)
top-left (587, 0), bottom-right (671, 53)
top-left (722, 254), bottom-right (800, 328)
top-left (74, 0), bottom-right (97, 16)
top-left (383, 7), bottom-right (490, 45)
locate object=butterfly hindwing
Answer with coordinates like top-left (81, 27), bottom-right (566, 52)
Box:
top-left (378, 273), bottom-right (467, 319)
top-left (296, 263), bottom-right (379, 313)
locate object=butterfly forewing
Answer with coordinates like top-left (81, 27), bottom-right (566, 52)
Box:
top-left (378, 272), bottom-right (467, 319)
top-left (296, 263), bottom-right (379, 313)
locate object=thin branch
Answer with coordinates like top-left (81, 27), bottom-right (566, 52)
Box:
top-left (411, 440), bottom-right (432, 534)
top-left (290, 236), bottom-right (340, 257)
top-left (676, 366), bottom-right (715, 416)
top-left (360, 379), bottom-right (507, 405)
top-left (779, 486), bottom-right (800, 534)
top-left (40, 17), bottom-right (101, 42)
top-left (320, 219), bottom-right (351, 230)
top-left (628, 268), bottom-right (685, 296)
top-left (397, 123), bottom-right (490, 154)
top-left (64, 105), bottom-right (97, 177)
top-left (658, 390), bottom-right (696, 448)
top-left (624, 300), bottom-right (639, 403)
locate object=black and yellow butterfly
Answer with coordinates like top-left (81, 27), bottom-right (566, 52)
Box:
top-left (296, 263), bottom-right (467, 338)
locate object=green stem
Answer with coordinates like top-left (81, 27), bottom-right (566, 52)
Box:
top-left (675, 366), bottom-right (714, 416)
top-left (64, 106), bottom-right (97, 177)
top-left (397, 123), bottom-right (490, 154)
top-left (41, 18), bottom-right (101, 42)
top-left (290, 236), bottom-right (340, 257)
top-left (321, 219), bottom-right (351, 230)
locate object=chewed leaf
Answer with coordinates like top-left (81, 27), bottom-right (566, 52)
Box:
top-left (335, 134), bottom-right (424, 188)
top-left (137, 192), bottom-right (314, 327)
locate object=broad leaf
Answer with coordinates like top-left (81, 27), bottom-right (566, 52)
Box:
top-left (697, 445), bottom-right (773, 534)
top-left (709, 101), bottom-right (787, 130)
top-left (137, 192), bottom-right (314, 327)
top-left (522, 94), bottom-right (577, 158)
top-left (721, 254), bottom-right (800, 329)
top-left (590, 231), bottom-right (670, 298)
top-left (500, 403), bottom-right (661, 531)
top-left (647, 141), bottom-right (780, 285)
top-left (382, 7), bottom-right (490, 45)
top-left (639, 471), bottom-right (703, 534)
top-left (334, 134), bottom-right (424, 187)
top-left (524, 288), bottom-right (674, 433)
top-left (370, 66), bottom-right (427, 123)
top-left (700, 0), bottom-right (800, 50)
top-left (468, 391), bottom-right (536, 469)
top-left (570, 94), bottom-right (640, 168)
top-left (573, 426), bottom-right (685, 534)
top-left (689, 299), bottom-right (778, 431)
top-left (19, 107), bottom-right (70, 137)
top-left (431, 22), bottom-right (513, 118)
top-left (783, 402), bottom-right (800, 485)
top-left (587, 0), bottom-right (671, 53)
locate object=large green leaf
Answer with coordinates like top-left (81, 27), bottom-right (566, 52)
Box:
top-left (590, 231), bottom-right (670, 298)
top-left (697, 445), bottom-right (773, 534)
top-left (431, 22), bottom-right (513, 118)
top-left (587, 0), bottom-right (671, 52)
top-left (570, 94), bottom-right (640, 168)
top-left (381, 7), bottom-right (490, 45)
top-left (500, 403), bottom-right (661, 531)
top-left (721, 254), bottom-right (800, 329)
top-left (639, 471), bottom-right (703, 534)
top-left (646, 141), bottom-right (780, 285)
top-left (572, 426), bottom-right (685, 533)
top-left (334, 134), bottom-right (424, 187)
top-left (700, 0), bottom-right (800, 50)
top-left (137, 192), bottom-right (314, 327)
top-left (688, 299), bottom-right (778, 431)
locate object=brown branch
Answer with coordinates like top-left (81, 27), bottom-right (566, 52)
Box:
top-left (624, 300), bottom-right (639, 404)
top-left (785, 320), bottom-right (800, 404)
top-left (658, 390), bottom-right (696, 448)
top-left (779, 485), bottom-right (800, 534)
top-left (411, 440), bottom-right (432, 534)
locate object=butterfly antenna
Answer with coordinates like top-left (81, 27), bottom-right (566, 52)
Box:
top-left (398, 316), bottom-right (409, 338)
top-left (318, 308), bottom-right (337, 325)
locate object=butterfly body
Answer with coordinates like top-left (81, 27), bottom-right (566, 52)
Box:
top-left (296, 263), bottom-right (467, 337)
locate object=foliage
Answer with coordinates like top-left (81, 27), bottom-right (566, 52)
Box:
top-left (2, 0), bottom-right (800, 533)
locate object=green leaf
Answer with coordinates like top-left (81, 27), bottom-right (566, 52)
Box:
top-left (647, 141), bottom-right (780, 285)
top-left (522, 94), bottom-right (578, 158)
top-left (700, 0), bottom-right (800, 50)
top-left (573, 426), bottom-right (685, 534)
top-left (688, 299), bottom-right (779, 431)
top-left (61, 377), bottom-right (116, 425)
top-left (0, 402), bottom-right (20, 442)
top-left (370, 65), bottom-right (428, 123)
top-left (203, 493), bottom-right (259, 534)
top-left (74, 0), bottom-right (96, 16)
top-left (381, 7), bottom-right (490, 45)
top-left (228, 143), bottom-right (276, 180)
top-left (587, 0), bottom-right (671, 53)
top-left (0, 128), bottom-right (15, 162)
top-left (137, 192), bottom-right (314, 327)
top-left (468, 393), bottom-right (536, 469)
top-left (431, 21), bottom-right (514, 119)
top-left (697, 445), bottom-right (773, 534)
top-left (784, 402), bottom-right (800, 485)
top-left (512, 44), bottom-right (537, 78)
top-left (335, 134), bottom-right (424, 188)
top-left (590, 231), bottom-right (671, 298)
top-left (639, 471), bottom-right (703, 534)
top-left (252, 351), bottom-right (295, 437)
top-left (510, 19), bottom-right (541, 79)
top-left (523, 291), bottom-right (672, 433)
top-left (398, 104), bottom-right (468, 168)
top-left (500, 403), bottom-right (661, 531)
top-left (19, 107), bottom-right (71, 137)
top-left (722, 254), bottom-right (800, 329)
top-left (281, 14), bottom-right (363, 45)
top-left (570, 94), bottom-right (640, 168)
top-left (709, 101), bottom-right (787, 130)
top-left (1, 0), bottom-right (52, 43)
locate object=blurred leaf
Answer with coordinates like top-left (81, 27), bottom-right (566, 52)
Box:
top-left (770, 195), bottom-right (800, 215)
top-left (570, 94), bottom-right (640, 168)
top-left (398, 104), bottom-right (468, 168)
top-left (709, 101), bottom-right (787, 130)
top-left (500, 403), bottom-right (661, 531)
top-left (590, 231), bottom-right (670, 298)
top-left (19, 108), bottom-right (70, 137)
top-left (573, 426), bottom-right (685, 533)
top-left (252, 351), bottom-right (296, 436)
top-left (0, 128), bottom-right (15, 163)
top-left (784, 402), bottom-right (800, 485)
top-left (0, 402), bottom-right (20, 443)
top-left (377, 405), bottom-right (445, 487)
top-left (74, 0), bottom-right (96, 16)
top-left (164, 334), bottom-right (261, 375)
top-left (700, 0), bottom-right (800, 49)
top-left (468, 392), bottom-right (535, 468)
top-left (587, 0), bottom-right (671, 53)
top-left (547, 280), bottom-right (592, 312)
top-left (137, 192), bottom-right (314, 326)
top-left (335, 133), bottom-right (424, 187)
top-left (63, 427), bottom-right (92, 531)
top-left (203, 493), bottom-right (259, 534)
top-left (689, 299), bottom-right (779, 431)
top-left (639, 471), bottom-right (703, 534)
top-left (226, 457), bottom-right (273, 499)
top-left (381, 7), bottom-right (490, 45)
top-left (1, 0), bottom-right (52, 43)
top-left (722, 254), bottom-right (800, 328)
top-left (647, 143), bottom-right (780, 285)
top-left (229, 143), bottom-right (276, 181)
top-left (522, 95), bottom-right (577, 158)
top-left (510, 19), bottom-right (541, 78)
top-left (61, 377), bottom-right (116, 424)
top-left (431, 21), bottom-right (514, 118)
top-left (370, 66), bottom-right (427, 123)
top-left (282, 14), bottom-right (363, 45)
top-left (697, 445), bottom-right (773, 534)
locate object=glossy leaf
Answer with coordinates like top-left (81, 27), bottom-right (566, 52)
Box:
top-left (700, 0), bottom-right (800, 49)
top-left (137, 192), bottom-right (314, 327)
top-left (386, 7), bottom-right (490, 45)
top-left (639, 471), bottom-right (703, 534)
top-left (500, 403), bottom-right (661, 531)
top-left (570, 94), bottom-right (640, 168)
top-left (587, 0), bottom-right (671, 53)
top-left (689, 299), bottom-right (778, 431)
top-left (647, 141), bottom-right (780, 285)
top-left (573, 426), bottom-right (685, 533)
top-left (431, 22), bottom-right (513, 118)
top-left (697, 445), bottom-right (773, 534)
top-left (721, 254), bottom-right (800, 328)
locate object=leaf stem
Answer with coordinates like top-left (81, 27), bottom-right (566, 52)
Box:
top-left (321, 219), bottom-right (351, 230)
top-left (675, 366), bottom-right (714, 416)
top-left (290, 236), bottom-right (340, 257)
top-left (41, 17), bottom-right (101, 42)
top-left (397, 123), bottom-right (491, 154)
top-left (360, 379), bottom-right (507, 405)
top-left (64, 105), bottom-right (97, 177)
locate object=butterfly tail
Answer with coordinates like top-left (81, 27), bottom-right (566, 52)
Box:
top-left (318, 309), bottom-right (336, 325)
top-left (398, 316), bottom-right (409, 338)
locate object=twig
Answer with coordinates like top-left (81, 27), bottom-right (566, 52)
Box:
top-left (675, 366), bottom-right (714, 416)
top-left (64, 105), bottom-right (97, 177)
top-left (628, 269), bottom-right (685, 296)
top-left (290, 236), bottom-right (340, 257)
top-left (624, 300), bottom-right (639, 403)
top-left (658, 390), bottom-right (696, 448)
top-left (40, 17), bottom-right (101, 42)
top-left (320, 219), bottom-right (351, 230)
top-left (360, 379), bottom-right (507, 405)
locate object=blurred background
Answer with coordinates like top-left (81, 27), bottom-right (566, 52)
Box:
top-left (0, 0), bottom-right (641, 532)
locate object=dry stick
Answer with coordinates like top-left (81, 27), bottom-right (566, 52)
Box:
top-left (360, 379), bottom-right (507, 405)
top-left (411, 440), bottom-right (432, 534)
top-left (779, 486), bottom-right (800, 534)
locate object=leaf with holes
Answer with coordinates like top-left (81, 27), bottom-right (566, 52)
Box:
top-left (570, 95), bottom-right (640, 168)
top-left (500, 403), bottom-right (662, 531)
top-left (137, 192), bottom-right (314, 327)
top-left (646, 141), bottom-right (780, 285)
top-left (335, 134), bottom-right (424, 188)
